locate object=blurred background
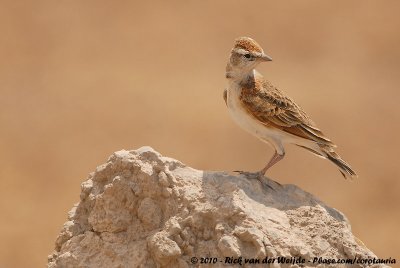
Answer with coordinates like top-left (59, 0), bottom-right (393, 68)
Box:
top-left (1, 0), bottom-right (399, 267)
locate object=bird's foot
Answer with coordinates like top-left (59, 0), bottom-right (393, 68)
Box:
top-left (233, 170), bottom-right (264, 182)
top-left (233, 170), bottom-right (282, 191)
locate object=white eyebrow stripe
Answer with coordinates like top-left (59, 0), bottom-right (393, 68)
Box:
top-left (233, 48), bottom-right (249, 55)
top-left (233, 48), bottom-right (264, 57)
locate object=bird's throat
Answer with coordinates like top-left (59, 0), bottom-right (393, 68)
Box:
top-left (226, 65), bottom-right (255, 84)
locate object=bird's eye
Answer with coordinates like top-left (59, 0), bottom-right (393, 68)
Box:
top-left (244, 53), bottom-right (251, 59)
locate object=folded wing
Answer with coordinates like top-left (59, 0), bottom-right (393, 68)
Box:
top-left (239, 78), bottom-right (336, 149)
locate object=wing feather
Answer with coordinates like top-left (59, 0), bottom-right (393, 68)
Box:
top-left (240, 77), bottom-right (335, 148)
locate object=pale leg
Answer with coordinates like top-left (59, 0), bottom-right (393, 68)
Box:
top-left (260, 150), bottom-right (285, 175)
top-left (234, 150), bottom-right (285, 185)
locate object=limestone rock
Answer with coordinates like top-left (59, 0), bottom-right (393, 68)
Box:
top-left (48, 147), bottom-right (390, 268)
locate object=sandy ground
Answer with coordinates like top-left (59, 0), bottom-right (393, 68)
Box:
top-left (0, 1), bottom-right (399, 267)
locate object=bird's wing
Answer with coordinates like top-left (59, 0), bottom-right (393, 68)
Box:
top-left (240, 78), bottom-right (335, 147)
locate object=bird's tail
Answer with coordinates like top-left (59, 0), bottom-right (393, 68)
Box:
top-left (325, 151), bottom-right (357, 180)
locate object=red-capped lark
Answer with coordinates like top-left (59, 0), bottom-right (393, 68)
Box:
top-left (224, 37), bottom-right (357, 180)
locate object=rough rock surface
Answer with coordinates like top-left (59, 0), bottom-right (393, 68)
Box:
top-left (48, 147), bottom-right (389, 268)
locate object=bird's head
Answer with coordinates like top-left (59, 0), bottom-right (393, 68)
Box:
top-left (226, 37), bottom-right (272, 80)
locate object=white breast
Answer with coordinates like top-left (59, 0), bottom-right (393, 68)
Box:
top-left (226, 81), bottom-right (288, 153)
top-left (227, 83), bottom-right (272, 138)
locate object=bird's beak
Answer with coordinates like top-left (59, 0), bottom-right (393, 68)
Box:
top-left (260, 53), bottom-right (273, 62)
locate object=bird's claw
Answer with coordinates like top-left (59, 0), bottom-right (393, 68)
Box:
top-left (233, 170), bottom-right (281, 191)
top-left (233, 170), bottom-right (264, 181)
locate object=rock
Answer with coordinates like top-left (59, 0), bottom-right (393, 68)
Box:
top-left (48, 147), bottom-right (391, 268)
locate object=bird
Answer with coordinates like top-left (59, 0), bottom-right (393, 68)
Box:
top-left (224, 37), bottom-right (357, 180)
